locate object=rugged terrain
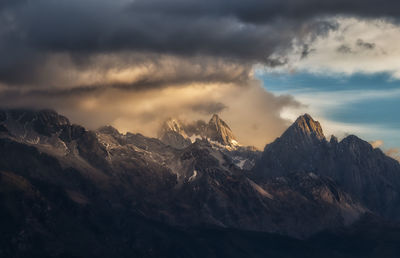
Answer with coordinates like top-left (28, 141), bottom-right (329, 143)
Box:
top-left (253, 114), bottom-right (400, 220)
top-left (0, 109), bottom-right (399, 257)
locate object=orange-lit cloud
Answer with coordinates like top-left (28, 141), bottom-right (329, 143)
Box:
top-left (62, 81), bottom-right (299, 149)
top-left (370, 140), bottom-right (384, 149)
top-left (386, 148), bottom-right (400, 161)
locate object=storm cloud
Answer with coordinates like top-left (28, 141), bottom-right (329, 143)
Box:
top-left (2, 0), bottom-right (400, 87)
top-left (1, 0), bottom-right (400, 146)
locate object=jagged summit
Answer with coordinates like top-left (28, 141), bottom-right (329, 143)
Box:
top-left (209, 114), bottom-right (227, 126)
top-left (161, 118), bottom-right (187, 135)
top-left (158, 114), bottom-right (239, 148)
top-left (206, 114), bottom-right (238, 146)
top-left (340, 134), bottom-right (375, 151)
top-left (0, 109), bottom-right (71, 137)
top-left (294, 114), bottom-right (324, 139)
top-left (281, 114), bottom-right (325, 143)
top-left (254, 114), bottom-right (328, 178)
top-left (208, 114), bottom-right (231, 131)
top-left (97, 125), bottom-right (120, 136)
top-left (254, 112), bottom-right (400, 221)
top-left (158, 118), bottom-right (191, 149)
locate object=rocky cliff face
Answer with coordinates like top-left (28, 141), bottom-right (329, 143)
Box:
top-left (253, 114), bottom-right (400, 220)
top-left (253, 114), bottom-right (329, 178)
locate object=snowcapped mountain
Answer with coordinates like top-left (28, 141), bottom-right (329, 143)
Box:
top-left (158, 114), bottom-right (260, 170)
top-left (158, 114), bottom-right (239, 148)
top-left (0, 109), bottom-right (400, 257)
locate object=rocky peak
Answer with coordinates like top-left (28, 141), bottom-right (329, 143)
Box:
top-left (158, 118), bottom-right (192, 149)
top-left (159, 114), bottom-right (240, 148)
top-left (280, 114), bottom-right (325, 145)
top-left (254, 114), bottom-right (328, 179)
top-left (161, 118), bottom-right (187, 136)
top-left (294, 114), bottom-right (324, 139)
top-left (97, 125), bottom-right (121, 136)
top-left (14, 109), bottom-right (70, 126)
top-left (209, 114), bottom-right (222, 124)
top-left (0, 109), bottom-right (70, 137)
top-left (338, 135), bottom-right (374, 154)
top-left (330, 135), bottom-right (339, 145)
top-left (206, 114), bottom-right (238, 146)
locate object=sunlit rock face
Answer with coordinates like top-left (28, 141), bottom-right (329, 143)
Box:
top-left (158, 114), bottom-right (238, 149)
top-left (284, 114), bottom-right (325, 143)
top-left (157, 114), bottom-right (260, 170)
top-left (206, 114), bottom-right (238, 146)
top-left (158, 119), bottom-right (193, 149)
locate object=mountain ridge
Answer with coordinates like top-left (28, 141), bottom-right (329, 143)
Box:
top-left (0, 108), bottom-right (399, 256)
top-left (253, 114), bottom-right (400, 221)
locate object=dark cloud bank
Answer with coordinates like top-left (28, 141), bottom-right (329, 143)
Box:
top-left (0, 0), bottom-right (398, 146)
top-left (1, 0), bottom-right (399, 87)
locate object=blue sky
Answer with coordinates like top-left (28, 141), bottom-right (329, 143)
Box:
top-left (257, 71), bottom-right (400, 151)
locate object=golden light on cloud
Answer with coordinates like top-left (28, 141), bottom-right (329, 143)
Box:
top-left (0, 51), bottom-right (299, 149)
top-left (55, 80), bottom-right (298, 149)
top-left (79, 98), bottom-right (99, 110)
top-left (370, 140), bottom-right (384, 149)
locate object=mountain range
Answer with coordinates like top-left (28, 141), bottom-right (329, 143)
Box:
top-left (0, 109), bottom-right (400, 257)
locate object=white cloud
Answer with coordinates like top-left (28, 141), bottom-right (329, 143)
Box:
top-left (271, 17), bottom-right (400, 78)
top-left (260, 16), bottom-right (400, 151)
top-left (277, 87), bottom-right (400, 145)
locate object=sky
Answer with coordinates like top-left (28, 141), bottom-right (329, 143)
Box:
top-left (0, 0), bottom-right (400, 156)
top-left (259, 72), bottom-right (400, 151)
